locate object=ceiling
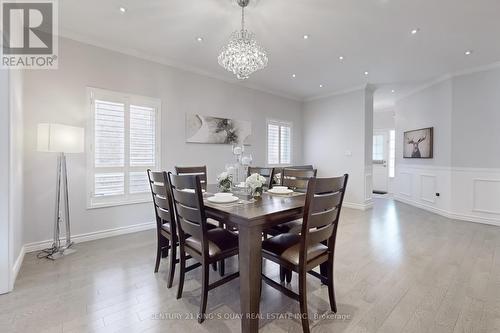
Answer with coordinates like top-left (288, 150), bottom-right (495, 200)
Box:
top-left (59, 0), bottom-right (500, 105)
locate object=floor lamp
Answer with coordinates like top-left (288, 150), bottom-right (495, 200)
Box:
top-left (37, 123), bottom-right (84, 260)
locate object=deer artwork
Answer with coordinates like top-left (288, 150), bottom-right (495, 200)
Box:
top-left (408, 136), bottom-right (426, 158)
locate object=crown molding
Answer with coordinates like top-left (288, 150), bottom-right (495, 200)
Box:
top-left (304, 84), bottom-right (368, 102)
top-left (395, 61), bottom-right (500, 103)
top-left (58, 31), bottom-right (303, 102)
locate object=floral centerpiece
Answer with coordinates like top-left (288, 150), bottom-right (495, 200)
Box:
top-left (246, 173), bottom-right (267, 198)
top-left (217, 171), bottom-right (233, 192)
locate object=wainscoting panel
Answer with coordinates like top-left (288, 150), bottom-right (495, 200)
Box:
top-left (472, 178), bottom-right (500, 214)
top-left (420, 174), bottom-right (436, 204)
top-left (365, 173), bottom-right (373, 201)
top-left (395, 165), bottom-right (500, 227)
top-left (398, 172), bottom-right (412, 197)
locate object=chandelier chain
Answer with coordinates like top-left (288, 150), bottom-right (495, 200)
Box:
top-left (241, 6), bottom-right (245, 31)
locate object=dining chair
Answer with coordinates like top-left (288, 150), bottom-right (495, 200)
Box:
top-left (175, 165), bottom-right (208, 190)
top-left (273, 165), bottom-right (314, 186)
top-left (168, 172), bottom-right (240, 323)
top-left (148, 170), bottom-right (215, 288)
top-left (266, 168), bottom-right (318, 241)
top-left (175, 165), bottom-right (227, 274)
top-left (247, 166), bottom-right (274, 189)
top-left (261, 174), bottom-right (349, 333)
top-left (282, 168), bottom-right (317, 192)
top-left (147, 170), bottom-right (178, 288)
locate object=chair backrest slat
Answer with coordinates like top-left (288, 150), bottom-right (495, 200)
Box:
top-left (151, 183), bottom-right (167, 197)
top-left (172, 189), bottom-right (200, 209)
top-left (311, 192), bottom-right (342, 214)
top-left (308, 223), bottom-right (335, 245)
top-left (147, 170), bottom-right (176, 233)
top-left (308, 207), bottom-right (339, 229)
top-left (178, 217), bottom-right (203, 240)
top-left (175, 166), bottom-right (207, 190)
top-left (282, 168), bottom-right (317, 192)
top-left (247, 167), bottom-right (274, 189)
top-left (300, 174), bottom-right (349, 264)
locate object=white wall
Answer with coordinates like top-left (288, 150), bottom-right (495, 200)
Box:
top-left (0, 69), bottom-right (10, 294)
top-left (22, 38), bottom-right (303, 246)
top-left (9, 70), bottom-right (24, 288)
top-left (452, 68), bottom-right (500, 168)
top-left (373, 110), bottom-right (395, 130)
top-left (303, 87), bottom-right (373, 209)
top-left (394, 68), bottom-right (500, 226)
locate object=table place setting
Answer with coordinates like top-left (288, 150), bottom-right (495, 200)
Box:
top-left (267, 186), bottom-right (294, 195)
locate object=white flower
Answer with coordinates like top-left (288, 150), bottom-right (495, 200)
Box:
top-left (217, 172), bottom-right (230, 182)
top-left (245, 173), bottom-right (266, 189)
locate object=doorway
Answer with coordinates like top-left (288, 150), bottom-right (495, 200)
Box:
top-left (372, 128), bottom-right (395, 194)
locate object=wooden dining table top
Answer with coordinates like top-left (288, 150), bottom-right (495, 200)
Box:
top-left (203, 184), bottom-right (306, 227)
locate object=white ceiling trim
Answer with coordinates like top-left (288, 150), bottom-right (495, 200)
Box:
top-left (59, 31), bottom-right (303, 102)
top-left (304, 84), bottom-right (368, 102)
top-left (395, 61), bottom-right (500, 103)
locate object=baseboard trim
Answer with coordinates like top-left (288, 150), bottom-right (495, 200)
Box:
top-left (344, 201), bottom-right (374, 211)
top-left (24, 221), bottom-right (156, 253)
top-left (11, 245), bottom-right (25, 288)
top-left (394, 195), bottom-right (500, 227)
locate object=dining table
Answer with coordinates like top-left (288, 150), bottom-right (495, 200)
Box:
top-left (203, 184), bottom-right (312, 333)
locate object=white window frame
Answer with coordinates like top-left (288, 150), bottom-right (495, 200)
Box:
top-left (266, 119), bottom-right (293, 166)
top-left (86, 87), bottom-right (161, 209)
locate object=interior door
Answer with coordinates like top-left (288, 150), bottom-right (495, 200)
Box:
top-left (372, 131), bottom-right (389, 193)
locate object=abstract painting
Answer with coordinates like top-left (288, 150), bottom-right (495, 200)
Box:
top-left (186, 114), bottom-right (251, 144)
top-left (403, 127), bottom-right (433, 158)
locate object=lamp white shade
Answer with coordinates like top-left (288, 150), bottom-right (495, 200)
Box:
top-left (37, 123), bottom-right (85, 153)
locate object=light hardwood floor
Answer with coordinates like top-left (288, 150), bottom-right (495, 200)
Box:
top-left (2, 199), bottom-right (500, 333)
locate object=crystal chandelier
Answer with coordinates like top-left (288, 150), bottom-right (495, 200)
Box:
top-left (218, 0), bottom-right (268, 80)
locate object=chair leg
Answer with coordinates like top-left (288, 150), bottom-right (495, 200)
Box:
top-left (167, 239), bottom-right (177, 289)
top-left (154, 239), bottom-right (162, 273)
top-left (286, 269), bottom-right (292, 284)
top-left (327, 260), bottom-right (337, 313)
top-left (218, 259), bottom-right (225, 277)
top-left (162, 239), bottom-right (169, 258)
top-left (279, 266), bottom-right (286, 283)
top-left (176, 247), bottom-right (186, 299)
top-left (298, 270), bottom-right (310, 333)
top-left (198, 261), bottom-right (210, 323)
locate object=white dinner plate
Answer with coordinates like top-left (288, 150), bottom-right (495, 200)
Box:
top-left (268, 188), bottom-right (294, 195)
top-left (207, 195), bottom-right (239, 204)
top-left (181, 188), bottom-right (206, 193)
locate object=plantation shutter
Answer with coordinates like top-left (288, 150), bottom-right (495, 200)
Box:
top-left (88, 88), bottom-right (160, 208)
top-left (267, 123), bottom-right (280, 165)
top-left (94, 100), bottom-right (125, 196)
top-left (267, 121), bottom-right (292, 165)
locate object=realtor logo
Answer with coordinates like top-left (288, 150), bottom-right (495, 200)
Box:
top-left (1, 0), bottom-right (58, 69)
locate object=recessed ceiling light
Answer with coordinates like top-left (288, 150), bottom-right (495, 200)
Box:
top-left (364, 71), bottom-right (369, 76)
top-left (319, 84), bottom-right (323, 88)
top-left (119, 7), bottom-right (126, 13)
top-left (196, 37), bottom-right (204, 42)
top-left (391, 89), bottom-right (395, 93)
top-left (411, 28), bottom-right (420, 35)
top-left (465, 50), bottom-right (473, 56)
top-left (339, 56), bottom-right (344, 61)
top-left (292, 74), bottom-right (296, 78)
top-left (303, 34), bottom-right (309, 40)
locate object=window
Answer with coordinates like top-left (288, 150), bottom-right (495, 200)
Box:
top-left (373, 134), bottom-right (384, 161)
top-left (87, 88), bottom-right (161, 208)
top-left (267, 120), bottom-right (292, 165)
top-left (388, 130), bottom-right (396, 178)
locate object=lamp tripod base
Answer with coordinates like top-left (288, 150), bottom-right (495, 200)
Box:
top-left (47, 242), bottom-right (76, 260)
